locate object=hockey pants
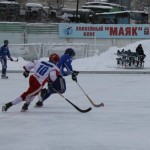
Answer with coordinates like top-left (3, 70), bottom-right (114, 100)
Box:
top-left (42, 76), bottom-right (66, 101)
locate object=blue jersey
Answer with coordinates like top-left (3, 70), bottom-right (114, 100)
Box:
top-left (0, 45), bottom-right (12, 59)
top-left (57, 54), bottom-right (73, 76)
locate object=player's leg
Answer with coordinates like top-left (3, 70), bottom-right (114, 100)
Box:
top-left (1, 58), bottom-right (8, 79)
top-left (21, 75), bottom-right (42, 111)
top-left (35, 76), bottom-right (66, 107)
top-left (2, 75), bottom-right (42, 111)
top-left (2, 96), bottom-right (23, 111)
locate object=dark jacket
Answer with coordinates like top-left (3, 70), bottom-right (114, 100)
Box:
top-left (0, 45), bottom-right (12, 59)
top-left (136, 44), bottom-right (144, 55)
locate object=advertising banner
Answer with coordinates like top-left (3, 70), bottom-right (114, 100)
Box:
top-left (59, 23), bottom-right (150, 39)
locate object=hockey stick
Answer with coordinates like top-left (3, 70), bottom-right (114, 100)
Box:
top-left (76, 82), bottom-right (104, 108)
top-left (8, 58), bottom-right (19, 62)
top-left (52, 88), bottom-right (92, 113)
top-left (13, 58), bottom-right (19, 62)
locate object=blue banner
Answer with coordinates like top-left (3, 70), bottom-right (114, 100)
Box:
top-left (59, 23), bottom-right (150, 39)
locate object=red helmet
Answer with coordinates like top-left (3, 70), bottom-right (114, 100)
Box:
top-left (49, 53), bottom-right (60, 64)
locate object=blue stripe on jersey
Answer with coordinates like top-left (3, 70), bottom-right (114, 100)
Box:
top-left (41, 61), bottom-right (53, 68)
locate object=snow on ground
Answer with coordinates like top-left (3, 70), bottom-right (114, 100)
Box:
top-left (73, 39), bottom-right (150, 71)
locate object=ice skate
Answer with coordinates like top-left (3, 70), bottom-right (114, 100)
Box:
top-left (21, 103), bottom-right (29, 112)
top-left (1, 74), bottom-right (8, 79)
top-left (2, 102), bottom-right (12, 111)
top-left (35, 101), bottom-right (43, 107)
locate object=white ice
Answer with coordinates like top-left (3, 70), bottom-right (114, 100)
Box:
top-left (0, 39), bottom-right (150, 150)
top-left (0, 73), bottom-right (150, 150)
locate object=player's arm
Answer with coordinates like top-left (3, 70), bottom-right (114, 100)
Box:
top-left (23, 60), bottom-right (37, 78)
top-left (63, 57), bottom-right (79, 82)
top-left (7, 48), bottom-right (13, 61)
top-left (62, 56), bottom-right (73, 76)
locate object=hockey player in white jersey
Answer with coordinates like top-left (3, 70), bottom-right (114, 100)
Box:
top-left (2, 53), bottom-right (60, 112)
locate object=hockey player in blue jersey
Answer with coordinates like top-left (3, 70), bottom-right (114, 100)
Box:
top-left (35, 48), bottom-right (79, 107)
top-left (0, 40), bottom-right (13, 79)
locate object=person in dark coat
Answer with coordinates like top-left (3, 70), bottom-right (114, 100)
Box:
top-left (136, 44), bottom-right (146, 66)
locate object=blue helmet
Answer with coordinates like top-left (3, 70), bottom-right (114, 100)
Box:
top-left (64, 48), bottom-right (75, 57)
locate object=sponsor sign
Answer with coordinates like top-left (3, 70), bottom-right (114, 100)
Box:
top-left (59, 24), bottom-right (150, 39)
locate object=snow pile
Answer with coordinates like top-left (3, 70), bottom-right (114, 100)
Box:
top-left (73, 39), bottom-right (150, 71)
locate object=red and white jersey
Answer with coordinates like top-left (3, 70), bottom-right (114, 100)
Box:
top-left (23, 60), bottom-right (60, 85)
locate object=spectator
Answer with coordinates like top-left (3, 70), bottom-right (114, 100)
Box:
top-left (136, 44), bottom-right (146, 66)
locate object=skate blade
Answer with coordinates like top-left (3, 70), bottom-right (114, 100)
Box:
top-left (34, 105), bottom-right (43, 108)
top-left (20, 109), bottom-right (27, 112)
top-left (1, 77), bottom-right (8, 79)
top-left (2, 106), bottom-right (6, 112)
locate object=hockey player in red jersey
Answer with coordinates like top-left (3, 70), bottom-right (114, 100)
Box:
top-left (35, 48), bottom-right (79, 107)
top-left (2, 53), bottom-right (60, 112)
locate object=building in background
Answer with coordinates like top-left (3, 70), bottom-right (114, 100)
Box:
top-left (94, 11), bottom-right (148, 24)
top-left (82, 1), bottom-right (127, 13)
top-left (0, 0), bottom-right (149, 23)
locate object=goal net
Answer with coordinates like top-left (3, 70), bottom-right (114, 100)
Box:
top-left (9, 43), bottom-right (42, 61)
top-left (42, 43), bottom-right (89, 59)
top-left (9, 43), bottom-right (89, 60)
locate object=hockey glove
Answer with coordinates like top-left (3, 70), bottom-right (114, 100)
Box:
top-left (73, 71), bottom-right (79, 76)
top-left (72, 71), bottom-right (79, 82)
top-left (23, 71), bottom-right (30, 78)
top-left (10, 58), bottom-right (13, 61)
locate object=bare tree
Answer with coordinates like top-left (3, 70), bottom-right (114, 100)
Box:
top-left (44, 0), bottom-right (53, 9)
top-left (131, 0), bottom-right (144, 10)
top-left (130, 0), bottom-right (150, 18)
top-left (143, 0), bottom-right (150, 14)
top-left (44, 0), bottom-right (65, 9)
top-left (17, 0), bottom-right (27, 6)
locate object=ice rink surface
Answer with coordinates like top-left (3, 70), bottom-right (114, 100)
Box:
top-left (0, 73), bottom-right (150, 150)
